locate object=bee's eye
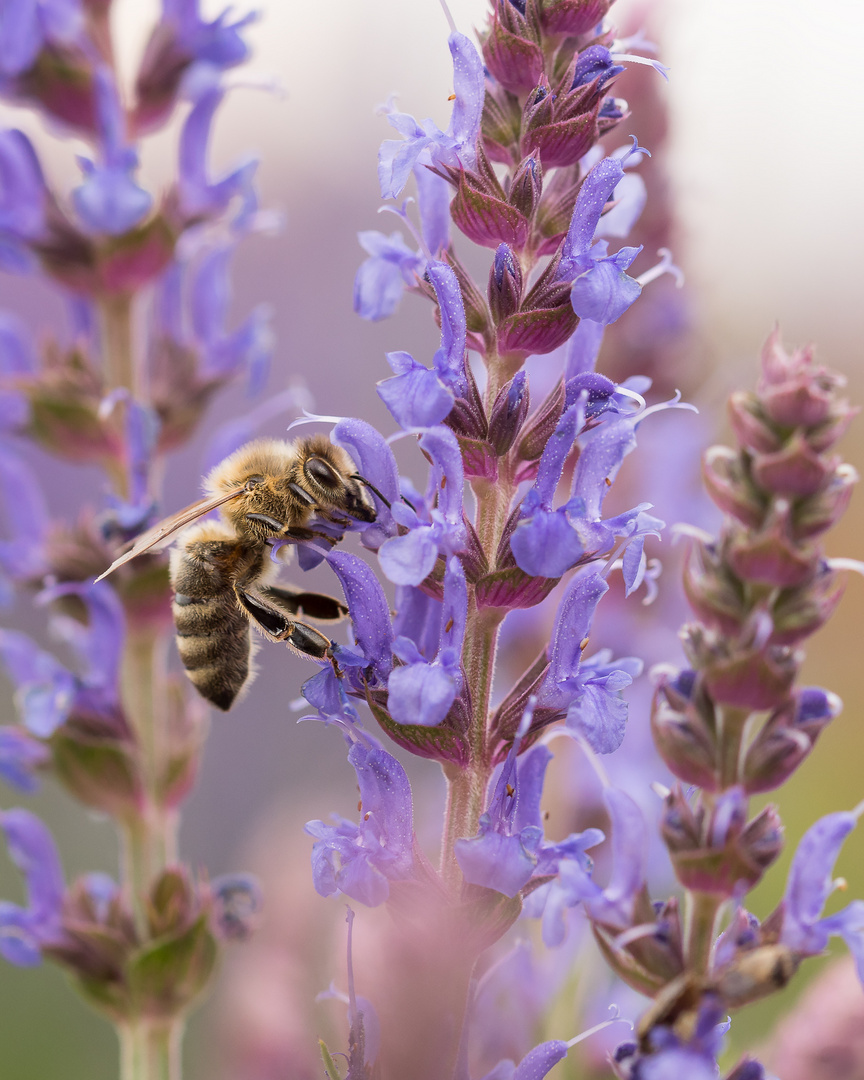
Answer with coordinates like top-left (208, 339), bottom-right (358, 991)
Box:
top-left (305, 457), bottom-right (340, 490)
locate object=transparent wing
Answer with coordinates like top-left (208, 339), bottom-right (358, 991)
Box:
top-left (95, 487), bottom-right (246, 581)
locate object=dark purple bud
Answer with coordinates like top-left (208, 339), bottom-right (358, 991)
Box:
top-left (50, 706), bottom-right (144, 816)
top-left (475, 565), bottom-right (558, 610)
top-left (701, 446), bottom-right (768, 529)
top-left (488, 371), bottom-right (529, 455)
top-left (508, 155), bottom-right (543, 220)
top-left (725, 1058), bottom-right (766, 1080)
top-left (488, 243), bottom-right (523, 324)
top-left (539, 0), bottom-right (612, 36)
top-left (482, 11), bottom-right (544, 93)
top-left (572, 46), bottom-right (623, 91)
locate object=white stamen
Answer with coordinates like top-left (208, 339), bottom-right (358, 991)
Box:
top-left (566, 1005), bottom-right (632, 1048)
top-left (851, 797), bottom-right (864, 821)
top-left (611, 923), bottom-right (660, 951)
top-left (636, 247), bottom-right (685, 289)
top-left (670, 522), bottom-right (714, 546)
top-left (651, 780), bottom-right (671, 799)
top-left (378, 199), bottom-right (433, 262)
top-left (610, 52), bottom-right (670, 80)
top-left (828, 558), bottom-right (864, 577)
top-left (286, 409), bottom-right (344, 431)
top-left (437, 0), bottom-right (458, 35)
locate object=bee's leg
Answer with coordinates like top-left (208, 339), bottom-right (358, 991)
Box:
top-left (261, 584), bottom-right (347, 622)
top-left (235, 588), bottom-right (332, 659)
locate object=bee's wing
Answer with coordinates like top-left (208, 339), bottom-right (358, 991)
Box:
top-left (95, 487), bottom-right (246, 581)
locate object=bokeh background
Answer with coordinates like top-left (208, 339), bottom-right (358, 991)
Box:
top-left (2, 0), bottom-right (864, 1076)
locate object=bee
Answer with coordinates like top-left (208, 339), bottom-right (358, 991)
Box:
top-left (98, 435), bottom-right (377, 710)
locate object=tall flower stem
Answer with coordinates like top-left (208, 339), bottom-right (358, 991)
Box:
top-left (684, 890), bottom-right (723, 975)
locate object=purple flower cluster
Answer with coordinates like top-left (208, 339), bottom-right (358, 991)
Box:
top-left (0, 0), bottom-right (269, 1069)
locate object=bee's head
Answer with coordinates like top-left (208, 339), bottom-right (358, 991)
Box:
top-left (295, 438), bottom-right (377, 525)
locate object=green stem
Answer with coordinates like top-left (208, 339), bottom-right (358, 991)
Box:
top-left (99, 292), bottom-right (136, 395)
top-left (120, 1021), bottom-right (184, 1080)
top-left (684, 890), bottom-right (722, 975)
top-left (718, 706), bottom-right (751, 789)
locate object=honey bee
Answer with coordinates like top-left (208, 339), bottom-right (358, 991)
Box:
top-left (97, 435), bottom-right (377, 710)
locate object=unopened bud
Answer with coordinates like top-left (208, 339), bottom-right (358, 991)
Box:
top-left (742, 687), bottom-right (840, 793)
top-left (488, 370), bottom-right (530, 455)
top-left (482, 10), bottom-right (545, 94)
top-left (539, 0), bottom-right (613, 36)
top-left (751, 434), bottom-right (836, 498)
top-left (488, 244), bottom-right (524, 324)
top-left (701, 446), bottom-right (768, 529)
top-left (508, 155), bottom-right (543, 220)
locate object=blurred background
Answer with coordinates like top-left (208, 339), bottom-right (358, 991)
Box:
top-left (1, 0), bottom-right (864, 1076)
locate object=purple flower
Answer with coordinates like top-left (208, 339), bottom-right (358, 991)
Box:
top-left (0, 808), bottom-right (64, 966)
top-left (456, 707), bottom-right (603, 903)
top-left (354, 230), bottom-right (425, 322)
top-left (376, 260), bottom-right (468, 428)
top-left (556, 141), bottom-right (650, 326)
top-left (387, 557), bottom-right (466, 727)
top-left (178, 87), bottom-right (257, 224)
top-left (0, 580), bottom-right (124, 737)
top-left (781, 810), bottom-right (864, 979)
top-left (0, 129), bottom-right (47, 271)
top-left (0, 727), bottom-right (49, 791)
top-left (0, 0), bottom-right (84, 80)
top-left (73, 68), bottom-right (153, 236)
top-left (0, 439), bottom-right (50, 586)
top-left (378, 427), bottom-right (466, 585)
top-left (324, 551), bottom-right (393, 683)
top-left (582, 787), bottom-right (648, 931)
top-left (162, 0), bottom-right (254, 87)
top-left (305, 740), bottom-right (415, 907)
top-left (510, 397), bottom-right (664, 583)
top-left (331, 416), bottom-right (401, 547)
top-left (378, 32), bottom-right (484, 200)
top-left (188, 245), bottom-right (272, 386)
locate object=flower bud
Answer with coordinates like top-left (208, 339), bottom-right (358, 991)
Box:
top-left (448, 154), bottom-right (530, 251)
top-left (651, 671), bottom-right (719, 790)
top-left (790, 464), bottom-right (857, 539)
top-left (742, 687), bottom-right (841, 793)
top-left (521, 95), bottom-right (602, 169)
top-left (769, 564), bottom-right (845, 645)
top-left (727, 392), bottom-right (783, 455)
top-left (683, 540), bottom-right (748, 637)
top-left (539, 0), bottom-right (613, 36)
top-left (482, 10), bottom-right (545, 94)
top-left (481, 84), bottom-right (523, 165)
top-left (663, 788), bottom-right (782, 895)
top-left (701, 446), bottom-right (768, 529)
top-left (683, 624), bottom-right (800, 711)
top-left (751, 435), bottom-right (836, 498)
top-left (488, 244), bottom-right (524, 325)
top-left (516, 379), bottom-right (566, 466)
top-left (592, 893), bottom-right (685, 997)
top-left (726, 515), bottom-right (819, 589)
top-left (50, 706), bottom-right (144, 817)
top-left (508, 155), bottom-right (543, 221)
top-left (488, 371), bottom-right (530, 455)
top-left (365, 688), bottom-right (471, 766)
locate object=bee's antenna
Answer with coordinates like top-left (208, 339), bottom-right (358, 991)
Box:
top-left (350, 474), bottom-right (392, 510)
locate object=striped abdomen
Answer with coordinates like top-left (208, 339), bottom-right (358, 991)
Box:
top-left (170, 524), bottom-right (267, 711)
